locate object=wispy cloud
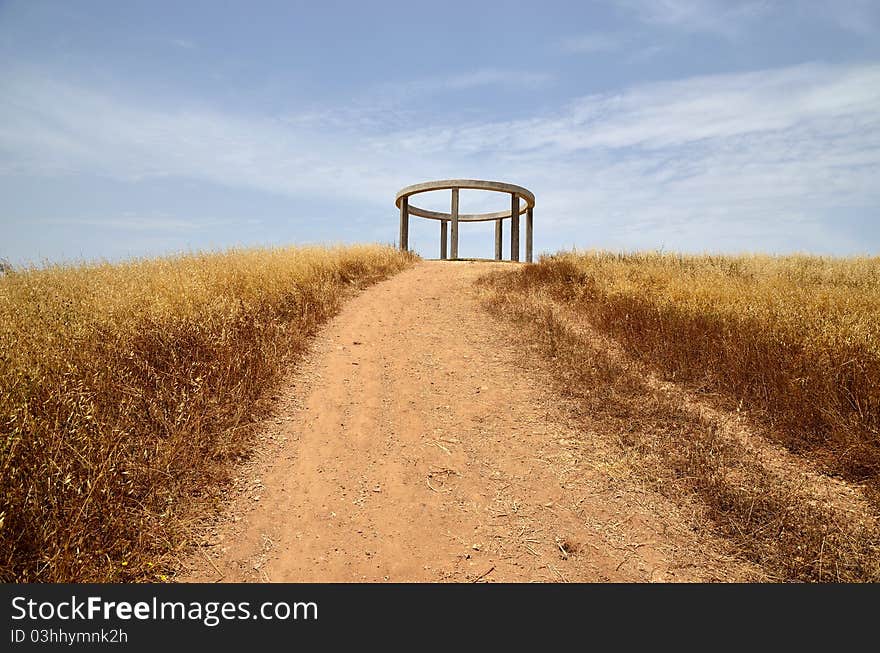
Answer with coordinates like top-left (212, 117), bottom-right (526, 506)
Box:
top-left (617, 0), bottom-right (772, 38)
top-left (435, 68), bottom-right (553, 90)
top-left (364, 68), bottom-right (554, 110)
top-left (280, 68), bottom-right (555, 134)
top-left (378, 62), bottom-right (880, 159)
top-left (37, 215), bottom-right (243, 232)
top-left (2, 60), bottom-right (879, 253)
top-left (807, 0), bottom-right (880, 36)
top-left (616, 0), bottom-right (879, 40)
top-left (560, 32), bottom-right (626, 54)
top-left (170, 38), bottom-right (196, 50)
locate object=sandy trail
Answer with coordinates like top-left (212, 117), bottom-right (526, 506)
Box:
top-left (182, 261), bottom-right (753, 582)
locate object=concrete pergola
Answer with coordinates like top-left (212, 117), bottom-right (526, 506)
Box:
top-left (395, 179), bottom-right (535, 262)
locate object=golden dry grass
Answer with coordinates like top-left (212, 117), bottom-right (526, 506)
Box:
top-left (479, 251), bottom-right (880, 582)
top-left (0, 244), bottom-right (415, 582)
top-left (517, 252), bottom-right (880, 486)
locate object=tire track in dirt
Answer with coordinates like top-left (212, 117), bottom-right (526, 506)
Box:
top-left (182, 261), bottom-right (756, 582)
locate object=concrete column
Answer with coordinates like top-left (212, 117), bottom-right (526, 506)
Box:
top-left (510, 193), bottom-right (519, 262)
top-left (450, 188), bottom-right (459, 260)
top-left (525, 207), bottom-right (533, 263)
top-left (399, 197), bottom-right (409, 251)
top-left (494, 220), bottom-right (503, 261)
top-left (440, 221), bottom-right (448, 260)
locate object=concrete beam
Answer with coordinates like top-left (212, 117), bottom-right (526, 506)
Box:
top-left (525, 207), bottom-right (533, 263)
top-left (399, 196), bottom-right (409, 251)
top-left (450, 188), bottom-right (459, 260)
top-left (510, 193), bottom-right (519, 262)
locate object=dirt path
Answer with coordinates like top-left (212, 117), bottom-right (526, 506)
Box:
top-left (182, 261), bottom-right (756, 582)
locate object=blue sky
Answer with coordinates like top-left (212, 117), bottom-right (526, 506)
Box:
top-left (1, 0), bottom-right (879, 264)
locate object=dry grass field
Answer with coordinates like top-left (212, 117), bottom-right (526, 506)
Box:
top-left (478, 252), bottom-right (880, 581)
top-left (0, 245), bottom-right (415, 582)
top-left (4, 247), bottom-right (878, 584)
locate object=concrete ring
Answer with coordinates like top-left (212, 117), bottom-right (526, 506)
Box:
top-left (395, 178), bottom-right (534, 262)
top-left (395, 179), bottom-right (535, 222)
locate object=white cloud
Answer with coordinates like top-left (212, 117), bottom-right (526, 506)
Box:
top-left (436, 69), bottom-right (553, 90)
top-left (384, 62), bottom-right (880, 155)
top-left (617, 0), bottom-right (772, 38)
top-left (2, 61), bottom-right (879, 254)
top-left (560, 33), bottom-right (625, 54)
top-left (37, 215), bottom-right (240, 232)
top-left (359, 68), bottom-right (554, 112)
top-left (616, 0), bottom-right (880, 40)
top-left (170, 38), bottom-right (196, 50)
top-left (804, 0), bottom-right (879, 36)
